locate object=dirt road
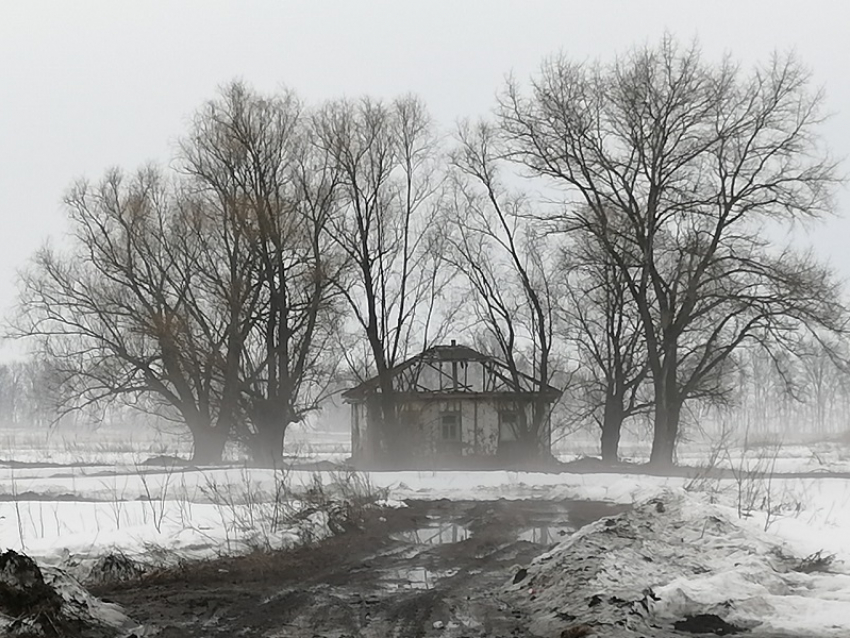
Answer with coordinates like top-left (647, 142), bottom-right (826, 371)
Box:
top-left (95, 499), bottom-right (626, 637)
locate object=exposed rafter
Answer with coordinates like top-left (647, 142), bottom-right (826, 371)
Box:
top-left (342, 343), bottom-right (561, 403)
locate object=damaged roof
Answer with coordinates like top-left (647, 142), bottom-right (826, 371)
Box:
top-left (342, 342), bottom-right (562, 401)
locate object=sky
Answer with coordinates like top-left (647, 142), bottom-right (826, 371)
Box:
top-left (2, 1), bottom-right (850, 358)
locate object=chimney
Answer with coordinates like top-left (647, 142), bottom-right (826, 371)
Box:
top-left (450, 339), bottom-right (456, 347)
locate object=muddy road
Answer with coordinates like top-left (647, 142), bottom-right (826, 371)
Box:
top-left (94, 499), bottom-right (626, 637)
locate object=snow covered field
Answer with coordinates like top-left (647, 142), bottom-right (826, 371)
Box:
top-left (1, 424), bottom-right (849, 635)
top-left (0, 421), bottom-right (351, 466)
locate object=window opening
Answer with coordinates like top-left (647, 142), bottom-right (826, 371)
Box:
top-left (441, 413), bottom-right (460, 441)
top-left (499, 410), bottom-right (519, 442)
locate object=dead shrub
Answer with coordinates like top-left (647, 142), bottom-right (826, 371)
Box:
top-left (795, 550), bottom-right (836, 574)
top-left (86, 552), bottom-right (144, 586)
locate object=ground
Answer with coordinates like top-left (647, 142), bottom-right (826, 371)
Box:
top-left (92, 499), bottom-right (628, 637)
top-left (1, 424), bottom-right (849, 636)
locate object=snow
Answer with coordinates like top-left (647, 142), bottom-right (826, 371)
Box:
top-left (40, 566), bottom-right (139, 630)
top-left (507, 493), bottom-right (850, 636)
top-left (0, 436), bottom-right (848, 635)
top-left (0, 421), bottom-right (350, 467)
top-left (1, 464), bottom-right (848, 556)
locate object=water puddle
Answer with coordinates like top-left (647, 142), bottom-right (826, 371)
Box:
top-left (390, 523), bottom-right (470, 545)
top-left (372, 546), bottom-right (421, 560)
top-left (380, 566), bottom-right (458, 590)
top-left (517, 525), bottom-right (573, 545)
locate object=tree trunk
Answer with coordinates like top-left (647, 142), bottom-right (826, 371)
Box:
top-left (247, 420), bottom-right (288, 468)
top-left (377, 379), bottom-right (401, 465)
top-left (190, 425), bottom-right (228, 464)
top-left (600, 395), bottom-right (624, 464)
top-left (510, 402), bottom-right (545, 465)
top-left (364, 394), bottom-right (384, 467)
top-left (532, 397), bottom-right (549, 459)
top-left (649, 341), bottom-right (681, 468)
top-left (649, 396), bottom-right (681, 468)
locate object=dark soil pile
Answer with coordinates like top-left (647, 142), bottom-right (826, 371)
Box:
top-left (0, 549), bottom-right (136, 637)
top-left (0, 550), bottom-right (64, 635)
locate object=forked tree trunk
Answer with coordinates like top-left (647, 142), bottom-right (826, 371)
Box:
top-left (514, 401), bottom-right (547, 463)
top-left (189, 424), bottom-right (229, 464)
top-left (248, 421), bottom-right (289, 468)
top-left (377, 375), bottom-right (402, 465)
top-left (364, 394), bottom-right (384, 466)
top-left (649, 342), bottom-right (681, 468)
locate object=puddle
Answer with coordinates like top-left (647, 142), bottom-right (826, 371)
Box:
top-left (390, 523), bottom-right (470, 545)
top-left (372, 546), bottom-right (421, 561)
top-left (381, 566), bottom-right (458, 590)
top-left (517, 525), bottom-right (573, 545)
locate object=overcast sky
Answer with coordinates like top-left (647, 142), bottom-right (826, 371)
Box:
top-left (2, 1), bottom-right (850, 354)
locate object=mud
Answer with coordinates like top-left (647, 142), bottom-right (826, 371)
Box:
top-left (93, 499), bottom-right (627, 637)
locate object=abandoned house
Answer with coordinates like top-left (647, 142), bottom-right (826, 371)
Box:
top-left (342, 342), bottom-right (562, 468)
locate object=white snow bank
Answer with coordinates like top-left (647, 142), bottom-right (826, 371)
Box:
top-left (508, 492), bottom-right (850, 637)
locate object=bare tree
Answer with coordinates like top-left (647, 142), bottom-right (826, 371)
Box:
top-left (0, 363), bottom-right (23, 427)
top-left (499, 36), bottom-right (845, 466)
top-left (559, 238), bottom-right (650, 462)
top-left (730, 338), bottom-right (850, 440)
top-left (0, 359), bottom-right (61, 429)
top-left (794, 339), bottom-right (848, 437)
top-left (14, 83), bottom-right (347, 465)
top-left (179, 82), bottom-right (345, 466)
top-left (445, 121), bottom-right (561, 460)
top-left (14, 168), bottom-right (248, 462)
top-left (314, 95), bottom-right (449, 463)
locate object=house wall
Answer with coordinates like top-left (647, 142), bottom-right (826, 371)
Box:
top-left (467, 400), bottom-right (500, 455)
top-left (351, 396), bottom-right (553, 465)
top-left (408, 399), bottom-right (501, 458)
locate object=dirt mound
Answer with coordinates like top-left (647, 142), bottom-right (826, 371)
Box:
top-left (0, 549), bottom-right (139, 637)
top-left (504, 492), bottom-right (811, 637)
top-left (140, 454), bottom-right (191, 467)
top-left (0, 550), bottom-right (63, 630)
